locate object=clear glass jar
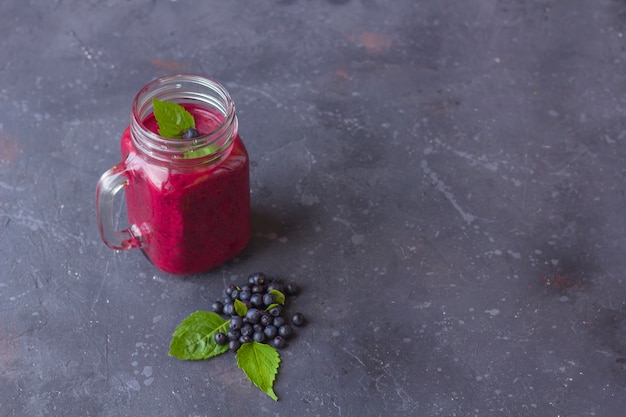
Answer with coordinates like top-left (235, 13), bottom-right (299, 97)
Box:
top-left (96, 74), bottom-right (250, 274)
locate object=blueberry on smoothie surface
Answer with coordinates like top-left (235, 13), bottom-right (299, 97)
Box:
top-left (183, 127), bottom-right (200, 139)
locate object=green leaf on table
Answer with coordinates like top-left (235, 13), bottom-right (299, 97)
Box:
top-left (236, 342), bottom-right (281, 401)
top-left (234, 299), bottom-right (248, 317)
top-left (269, 289), bottom-right (285, 305)
top-left (169, 311), bottom-right (229, 360)
top-left (152, 99), bottom-right (195, 139)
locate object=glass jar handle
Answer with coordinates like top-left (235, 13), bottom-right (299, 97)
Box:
top-left (95, 161), bottom-right (144, 250)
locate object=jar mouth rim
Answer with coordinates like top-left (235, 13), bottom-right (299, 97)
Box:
top-left (132, 74), bottom-right (235, 134)
top-left (129, 74), bottom-right (238, 165)
top-left (132, 110), bottom-right (235, 148)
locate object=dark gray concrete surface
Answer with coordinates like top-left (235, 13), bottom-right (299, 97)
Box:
top-left (1, 0), bottom-right (626, 416)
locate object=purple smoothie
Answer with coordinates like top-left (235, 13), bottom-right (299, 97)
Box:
top-left (120, 104), bottom-right (250, 274)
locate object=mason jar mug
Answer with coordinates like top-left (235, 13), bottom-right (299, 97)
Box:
top-left (96, 74), bottom-right (250, 274)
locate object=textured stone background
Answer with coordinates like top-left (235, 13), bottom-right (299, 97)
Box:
top-left (1, 0), bottom-right (625, 416)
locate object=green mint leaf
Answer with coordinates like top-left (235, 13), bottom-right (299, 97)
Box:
top-left (234, 299), bottom-right (248, 317)
top-left (236, 342), bottom-right (281, 401)
top-left (265, 303), bottom-right (279, 311)
top-left (184, 144), bottom-right (218, 159)
top-left (169, 311), bottom-right (229, 360)
top-left (152, 99), bottom-right (195, 139)
top-left (269, 290), bottom-right (285, 305)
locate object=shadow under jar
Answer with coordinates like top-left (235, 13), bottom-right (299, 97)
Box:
top-left (96, 74), bottom-right (250, 274)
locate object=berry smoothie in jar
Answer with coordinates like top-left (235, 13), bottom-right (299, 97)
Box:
top-left (96, 75), bottom-right (250, 274)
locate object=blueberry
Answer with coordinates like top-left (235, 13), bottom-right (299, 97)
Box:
top-left (214, 332), bottom-right (228, 345)
top-left (273, 316), bottom-right (286, 327)
top-left (267, 282), bottom-right (284, 293)
top-left (264, 325), bottom-right (278, 339)
top-left (210, 301), bottom-right (224, 314)
top-left (245, 308), bottom-right (261, 324)
top-left (291, 312), bottom-right (305, 327)
top-left (278, 324), bottom-right (293, 339)
top-left (230, 289), bottom-right (240, 300)
top-left (239, 290), bottom-right (251, 302)
top-left (183, 128), bottom-right (200, 139)
top-left (263, 293), bottom-right (276, 306)
top-left (227, 329), bottom-right (241, 341)
top-left (229, 339), bottom-right (241, 351)
top-left (285, 282), bottom-right (299, 296)
top-left (225, 284), bottom-right (237, 296)
top-left (260, 312), bottom-right (273, 326)
top-left (240, 324), bottom-right (254, 337)
top-left (248, 272), bottom-right (267, 285)
top-left (251, 284), bottom-right (265, 294)
top-left (253, 331), bottom-right (266, 343)
top-left (250, 293), bottom-right (264, 308)
top-left (223, 302), bottom-right (235, 316)
top-left (268, 305), bottom-right (283, 317)
top-left (271, 336), bottom-right (287, 349)
top-left (239, 335), bottom-right (252, 344)
top-left (229, 316), bottom-right (243, 330)
top-left (253, 324), bottom-right (264, 333)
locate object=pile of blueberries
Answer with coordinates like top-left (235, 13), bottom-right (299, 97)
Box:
top-left (211, 272), bottom-right (305, 351)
